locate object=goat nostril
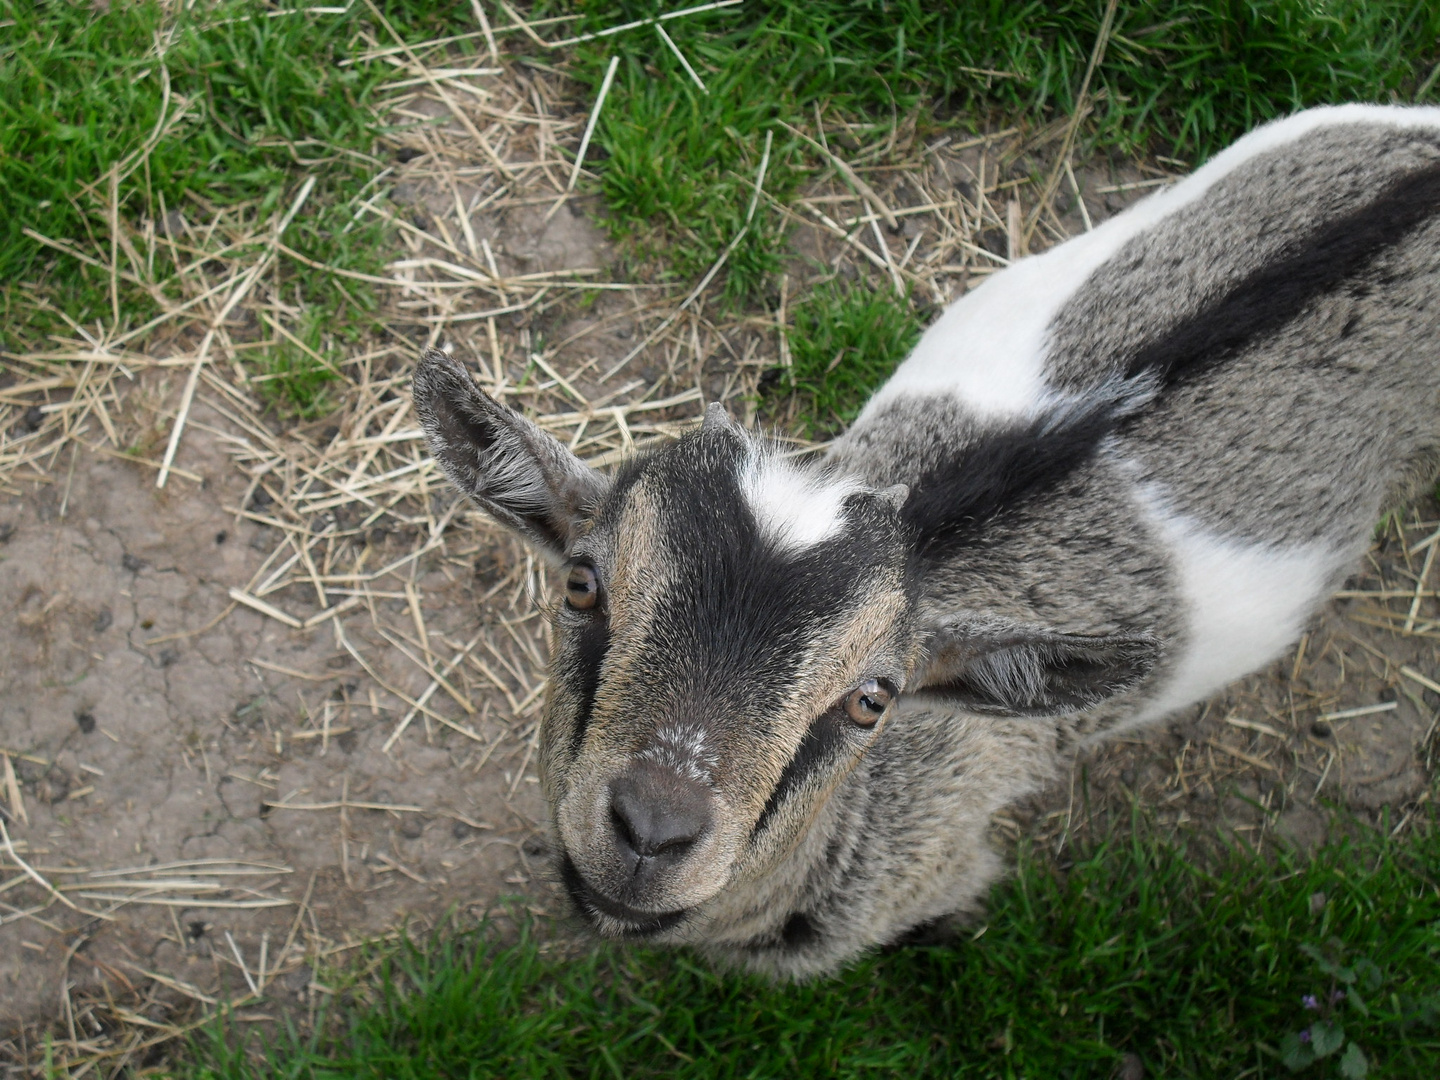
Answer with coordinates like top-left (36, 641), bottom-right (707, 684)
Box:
top-left (610, 803), bottom-right (639, 854)
top-left (608, 769), bottom-right (712, 863)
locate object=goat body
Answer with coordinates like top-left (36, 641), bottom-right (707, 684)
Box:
top-left (415, 105), bottom-right (1440, 978)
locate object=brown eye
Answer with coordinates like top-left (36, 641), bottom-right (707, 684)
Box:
top-left (844, 680), bottom-right (892, 726)
top-left (565, 563), bottom-right (600, 610)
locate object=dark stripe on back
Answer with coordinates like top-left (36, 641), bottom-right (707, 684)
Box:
top-left (902, 159), bottom-right (1440, 561)
top-left (1121, 160), bottom-right (1440, 383)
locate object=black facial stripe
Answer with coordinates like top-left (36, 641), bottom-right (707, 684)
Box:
top-left (566, 618), bottom-right (610, 758)
top-left (903, 161), bottom-right (1440, 562)
top-left (752, 708), bottom-right (848, 837)
top-left (611, 432), bottom-right (903, 713)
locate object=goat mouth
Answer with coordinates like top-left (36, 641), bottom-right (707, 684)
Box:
top-left (559, 855), bottom-right (689, 936)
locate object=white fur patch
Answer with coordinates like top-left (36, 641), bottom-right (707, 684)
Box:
top-left (1124, 486), bottom-right (1358, 732)
top-left (739, 451), bottom-right (863, 553)
top-left (861, 104), bottom-right (1440, 425)
top-left (638, 722), bottom-right (717, 784)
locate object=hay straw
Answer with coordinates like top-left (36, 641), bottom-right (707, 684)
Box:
top-left (550, 53), bottom-right (620, 221)
top-left (156, 175), bottom-right (316, 488)
top-left (1023, 0), bottom-right (1118, 249)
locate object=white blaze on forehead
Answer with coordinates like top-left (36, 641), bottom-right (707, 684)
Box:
top-left (739, 449), bottom-right (864, 552)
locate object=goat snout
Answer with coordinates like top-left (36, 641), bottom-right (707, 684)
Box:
top-left (607, 762), bottom-right (714, 881)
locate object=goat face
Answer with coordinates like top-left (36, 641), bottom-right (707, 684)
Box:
top-left (414, 350), bottom-right (920, 935)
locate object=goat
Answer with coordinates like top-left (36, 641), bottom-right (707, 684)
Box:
top-left (414, 105), bottom-right (1440, 978)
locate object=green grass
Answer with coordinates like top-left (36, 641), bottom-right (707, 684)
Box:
top-left (561, 0), bottom-right (1440, 310)
top-left (0, 0), bottom-right (472, 407)
top-left (183, 811), bottom-right (1440, 1079)
top-left (774, 276), bottom-right (923, 437)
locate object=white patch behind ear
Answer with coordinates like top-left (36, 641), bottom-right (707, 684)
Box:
top-left (739, 450), bottom-right (864, 553)
top-left (1124, 484), bottom-right (1357, 733)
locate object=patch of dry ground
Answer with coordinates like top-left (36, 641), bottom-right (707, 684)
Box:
top-left (2, 31), bottom-right (1437, 1074)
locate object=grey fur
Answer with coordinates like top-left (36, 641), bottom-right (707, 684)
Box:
top-left (413, 107), bottom-right (1440, 979)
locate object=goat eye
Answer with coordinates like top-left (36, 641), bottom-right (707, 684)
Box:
top-left (564, 563), bottom-right (600, 610)
top-left (844, 680), bottom-right (892, 726)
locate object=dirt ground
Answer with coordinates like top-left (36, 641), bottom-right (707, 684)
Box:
top-left (2, 57), bottom-right (1438, 1073)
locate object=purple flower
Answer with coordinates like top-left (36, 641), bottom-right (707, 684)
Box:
top-left (1331, 990), bottom-right (1345, 1004)
top-left (1299, 1028), bottom-right (1312, 1044)
top-left (1302, 995), bottom-right (1320, 1011)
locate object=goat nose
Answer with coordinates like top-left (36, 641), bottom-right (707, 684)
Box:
top-left (608, 765), bottom-right (713, 870)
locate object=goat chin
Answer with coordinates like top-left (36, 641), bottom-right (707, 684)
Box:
top-left (415, 103), bottom-right (1440, 978)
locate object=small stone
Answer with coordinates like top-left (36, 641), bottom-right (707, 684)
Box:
top-left (92, 607), bottom-right (113, 633)
top-left (22, 405), bottom-right (44, 432)
top-left (399, 817), bottom-right (425, 840)
top-left (249, 487), bottom-right (273, 510)
top-left (283, 965), bottom-right (313, 992)
top-left (395, 146), bottom-right (422, 164)
top-left (214, 530), bottom-right (228, 545)
top-left (75, 712), bottom-right (96, 734)
top-left (36, 773), bottom-right (71, 804)
top-left (1310, 720), bottom-right (1333, 739)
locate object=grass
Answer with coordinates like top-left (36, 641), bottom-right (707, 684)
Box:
top-left (183, 810), bottom-right (1440, 1079)
top-left (9, 1), bottom-right (1438, 416)
top-left (772, 276), bottom-right (923, 437)
top-left (562, 0), bottom-right (1440, 311)
top-left (0, 0), bottom-right (472, 408)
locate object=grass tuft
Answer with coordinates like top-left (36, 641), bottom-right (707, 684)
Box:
top-left (0, 0), bottom-right (473, 407)
top-left (562, 0), bottom-right (1440, 322)
top-left (772, 276), bottom-right (922, 437)
top-left (182, 810), bottom-right (1440, 1078)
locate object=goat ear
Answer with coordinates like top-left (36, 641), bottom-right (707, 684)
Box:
top-left (413, 349), bottom-right (607, 560)
top-left (910, 618), bottom-right (1160, 717)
